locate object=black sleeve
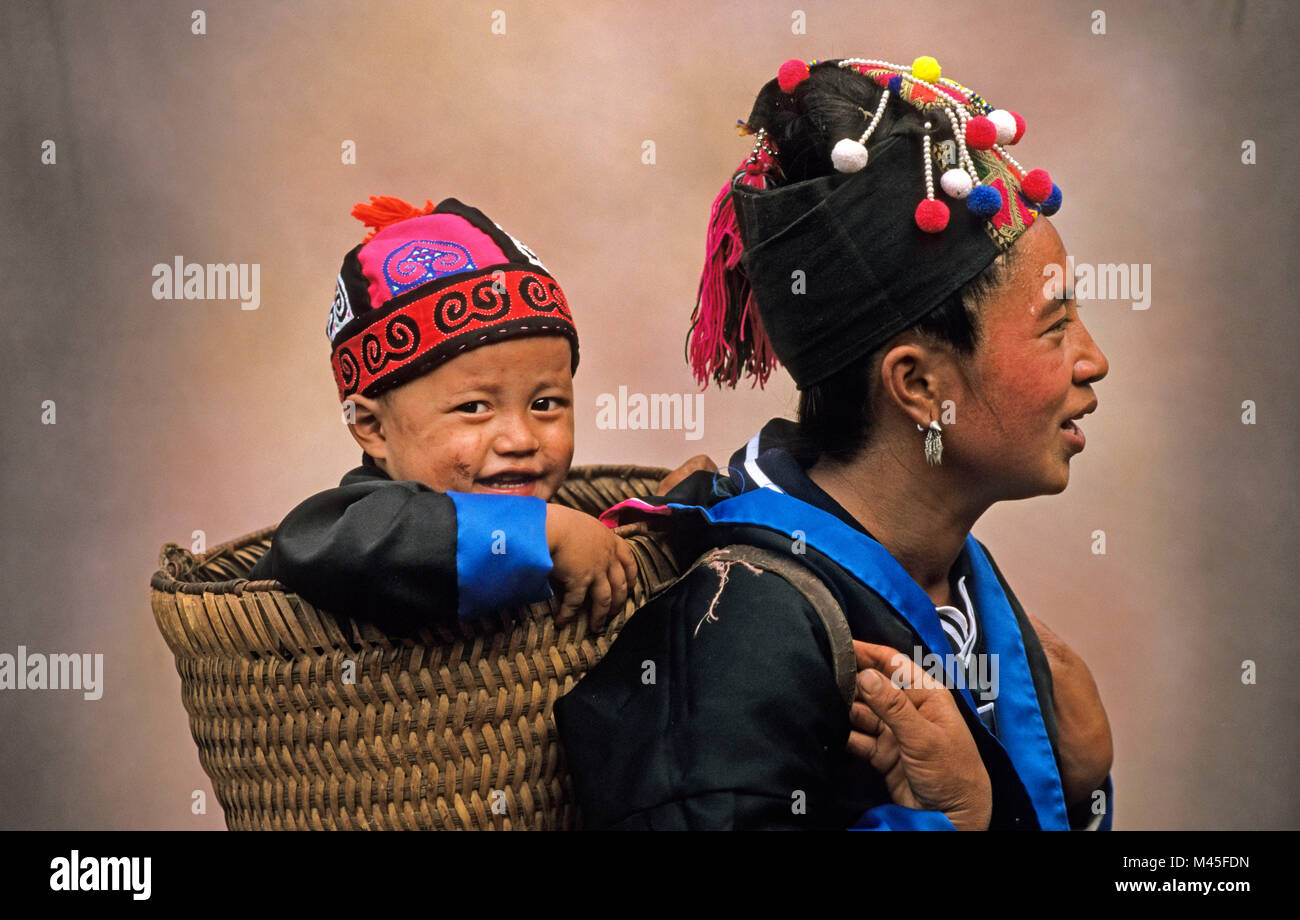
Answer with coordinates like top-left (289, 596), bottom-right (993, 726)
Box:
top-left (249, 479), bottom-right (461, 631)
top-left (555, 559), bottom-right (859, 830)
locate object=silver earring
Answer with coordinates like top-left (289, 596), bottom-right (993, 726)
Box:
top-left (916, 419), bottom-right (943, 465)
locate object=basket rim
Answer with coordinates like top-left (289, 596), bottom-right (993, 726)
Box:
top-left (150, 462), bottom-right (674, 595)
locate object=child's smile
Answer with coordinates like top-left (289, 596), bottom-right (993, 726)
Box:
top-left (356, 336), bottom-right (576, 501)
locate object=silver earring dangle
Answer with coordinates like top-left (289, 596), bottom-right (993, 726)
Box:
top-left (916, 419), bottom-right (943, 465)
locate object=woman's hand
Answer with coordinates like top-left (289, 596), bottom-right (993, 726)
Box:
top-left (848, 641), bottom-right (992, 831)
top-left (656, 454), bottom-right (717, 494)
top-left (546, 505), bottom-right (638, 630)
top-left (1027, 614), bottom-right (1113, 806)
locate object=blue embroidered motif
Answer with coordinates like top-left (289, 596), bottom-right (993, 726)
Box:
top-left (383, 240), bottom-right (477, 296)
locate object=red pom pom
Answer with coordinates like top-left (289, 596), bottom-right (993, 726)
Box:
top-left (351, 195), bottom-right (436, 242)
top-left (777, 59), bottom-right (809, 94)
top-left (1020, 168), bottom-right (1052, 202)
top-left (1010, 111), bottom-right (1026, 144)
top-left (965, 116), bottom-right (997, 150)
top-left (915, 199), bottom-right (950, 233)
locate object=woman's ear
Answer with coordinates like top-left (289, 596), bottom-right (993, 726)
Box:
top-left (877, 337), bottom-right (952, 427)
top-left (343, 394), bottom-right (388, 462)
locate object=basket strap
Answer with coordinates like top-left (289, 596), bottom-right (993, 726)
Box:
top-left (687, 544), bottom-right (856, 709)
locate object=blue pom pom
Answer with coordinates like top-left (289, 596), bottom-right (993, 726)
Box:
top-left (967, 185), bottom-right (1002, 217)
top-left (1040, 183), bottom-right (1063, 216)
top-left (888, 75), bottom-right (903, 94)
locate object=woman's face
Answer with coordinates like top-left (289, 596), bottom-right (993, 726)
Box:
top-left (947, 218), bottom-right (1109, 500)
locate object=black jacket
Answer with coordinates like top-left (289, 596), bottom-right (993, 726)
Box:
top-left (555, 419), bottom-right (1106, 830)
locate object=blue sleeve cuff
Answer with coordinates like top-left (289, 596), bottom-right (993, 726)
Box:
top-left (448, 492), bottom-right (554, 619)
top-left (850, 805), bottom-right (958, 831)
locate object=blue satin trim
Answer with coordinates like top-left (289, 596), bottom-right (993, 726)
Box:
top-left (851, 804), bottom-right (957, 831)
top-left (679, 486), bottom-right (1070, 831)
top-left (962, 532), bottom-right (1071, 830)
top-left (448, 492), bottom-right (553, 619)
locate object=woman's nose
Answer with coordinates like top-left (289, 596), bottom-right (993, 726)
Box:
top-left (1074, 321), bottom-right (1109, 385)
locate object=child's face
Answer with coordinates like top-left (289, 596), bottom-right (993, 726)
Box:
top-left (370, 336), bottom-right (575, 500)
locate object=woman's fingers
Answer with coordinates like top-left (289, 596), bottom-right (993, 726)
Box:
top-left (847, 720), bottom-right (900, 775)
top-left (854, 640), bottom-right (899, 671)
top-left (854, 641), bottom-right (939, 687)
top-left (845, 729), bottom-right (874, 763)
top-left (849, 699), bottom-right (881, 736)
top-left (851, 645), bottom-right (991, 830)
top-left (854, 642), bottom-right (934, 748)
top-left (856, 665), bottom-right (939, 746)
top-left (853, 639), bottom-right (949, 690)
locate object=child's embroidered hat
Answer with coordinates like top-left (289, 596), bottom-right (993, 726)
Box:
top-left (689, 56), bottom-right (1057, 391)
top-left (327, 196), bottom-right (578, 401)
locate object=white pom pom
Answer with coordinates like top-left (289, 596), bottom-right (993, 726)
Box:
top-left (989, 109), bottom-right (1017, 145)
top-left (940, 168), bottom-right (973, 199)
top-left (831, 138), bottom-right (869, 173)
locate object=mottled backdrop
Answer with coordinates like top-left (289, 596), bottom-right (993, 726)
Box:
top-left (1, 0), bottom-right (1296, 829)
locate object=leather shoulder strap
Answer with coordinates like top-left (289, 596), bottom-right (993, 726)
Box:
top-left (686, 544), bottom-right (856, 709)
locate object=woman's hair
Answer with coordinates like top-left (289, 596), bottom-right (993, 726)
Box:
top-left (742, 61), bottom-right (1019, 462)
top-left (748, 63), bottom-right (911, 186)
top-left (794, 255), bottom-right (1015, 464)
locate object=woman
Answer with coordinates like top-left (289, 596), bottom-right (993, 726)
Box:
top-left (554, 56), bottom-right (1113, 830)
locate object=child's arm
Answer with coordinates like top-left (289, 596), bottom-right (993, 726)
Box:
top-left (252, 477), bottom-right (637, 632)
top-left (451, 491), bottom-right (637, 630)
top-left (251, 478), bottom-right (551, 631)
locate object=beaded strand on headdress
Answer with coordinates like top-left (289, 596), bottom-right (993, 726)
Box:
top-left (916, 122), bottom-right (949, 232)
top-left (830, 89), bottom-right (890, 173)
top-left (777, 55), bottom-right (1061, 233)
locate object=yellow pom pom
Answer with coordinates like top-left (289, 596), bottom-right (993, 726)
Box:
top-left (912, 55), bottom-right (941, 84)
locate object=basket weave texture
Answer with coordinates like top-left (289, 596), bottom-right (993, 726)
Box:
top-left (150, 465), bottom-right (679, 830)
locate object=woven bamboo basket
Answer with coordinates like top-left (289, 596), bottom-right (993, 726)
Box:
top-left (150, 464), bottom-right (680, 830)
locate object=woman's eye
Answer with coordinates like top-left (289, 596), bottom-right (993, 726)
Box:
top-left (1049, 317), bottom-right (1072, 334)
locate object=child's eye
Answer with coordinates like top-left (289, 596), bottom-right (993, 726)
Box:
top-left (532, 397), bottom-right (567, 412)
top-left (455, 401), bottom-right (490, 414)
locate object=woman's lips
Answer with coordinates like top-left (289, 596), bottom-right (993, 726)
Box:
top-left (1060, 418), bottom-right (1086, 451)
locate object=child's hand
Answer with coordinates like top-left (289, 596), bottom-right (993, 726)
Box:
top-left (657, 454), bottom-right (717, 494)
top-left (546, 505), bottom-right (639, 630)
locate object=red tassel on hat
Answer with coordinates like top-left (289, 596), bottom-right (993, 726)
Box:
top-left (350, 195), bottom-right (437, 242)
top-left (688, 163), bottom-right (779, 390)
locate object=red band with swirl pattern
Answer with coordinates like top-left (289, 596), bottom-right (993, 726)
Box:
top-left (329, 267), bottom-right (575, 401)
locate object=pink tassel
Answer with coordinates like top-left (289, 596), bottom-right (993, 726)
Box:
top-left (688, 163), bottom-right (780, 389)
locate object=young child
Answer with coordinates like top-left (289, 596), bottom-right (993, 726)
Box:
top-left (249, 195), bottom-right (707, 631)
